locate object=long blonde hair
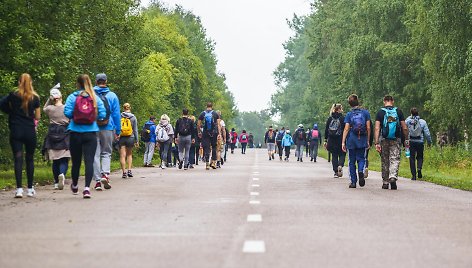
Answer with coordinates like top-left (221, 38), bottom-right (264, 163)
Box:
top-left (329, 103), bottom-right (343, 115)
top-left (17, 73), bottom-right (39, 114)
top-left (77, 74), bottom-right (97, 110)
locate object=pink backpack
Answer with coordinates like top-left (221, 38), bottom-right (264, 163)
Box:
top-left (311, 129), bottom-right (319, 139)
top-left (73, 91), bottom-right (96, 124)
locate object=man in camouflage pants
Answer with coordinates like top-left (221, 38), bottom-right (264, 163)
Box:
top-left (374, 95), bottom-right (409, 190)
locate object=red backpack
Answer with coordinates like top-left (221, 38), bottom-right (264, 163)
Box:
top-left (73, 91), bottom-right (96, 124)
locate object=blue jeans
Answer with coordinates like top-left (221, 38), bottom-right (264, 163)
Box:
top-left (348, 148), bottom-right (367, 184)
top-left (52, 157), bottom-right (69, 183)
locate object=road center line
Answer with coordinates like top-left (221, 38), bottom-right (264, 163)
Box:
top-left (250, 192), bottom-right (259, 196)
top-left (252, 184), bottom-right (260, 187)
top-left (243, 241), bottom-right (266, 253)
top-left (249, 200), bottom-right (261, 205)
top-left (247, 214), bottom-right (262, 222)
top-left (253, 178), bottom-right (259, 181)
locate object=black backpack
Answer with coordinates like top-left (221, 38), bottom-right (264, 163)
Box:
top-left (96, 92), bottom-right (111, 126)
top-left (178, 117), bottom-right (192, 136)
top-left (141, 122), bottom-right (154, 142)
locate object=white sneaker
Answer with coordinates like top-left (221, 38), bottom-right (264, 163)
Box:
top-left (337, 166), bottom-right (343, 178)
top-left (161, 162), bottom-right (167, 169)
top-left (58, 173), bottom-right (65, 190)
top-left (15, 188), bottom-right (23, 198)
top-left (27, 188), bottom-right (35, 197)
top-left (54, 183), bottom-right (59, 190)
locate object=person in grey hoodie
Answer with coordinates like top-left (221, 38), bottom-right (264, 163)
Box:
top-left (119, 103), bottom-right (138, 178)
top-left (155, 114), bottom-right (174, 169)
top-left (93, 73), bottom-right (121, 191)
top-left (405, 107), bottom-right (432, 180)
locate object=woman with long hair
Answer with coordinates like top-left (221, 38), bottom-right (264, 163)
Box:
top-left (43, 84), bottom-right (70, 190)
top-left (64, 74), bottom-right (106, 198)
top-left (0, 73), bottom-right (40, 198)
top-left (119, 103), bottom-right (138, 178)
top-left (324, 103), bottom-right (346, 178)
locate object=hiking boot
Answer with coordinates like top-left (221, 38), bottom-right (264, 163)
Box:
top-left (310, 158), bottom-right (313, 162)
top-left (101, 175), bottom-right (111, 189)
top-left (417, 170), bottom-right (423, 178)
top-left (364, 168), bottom-right (369, 178)
top-left (300, 158), bottom-right (303, 162)
top-left (83, 189), bottom-right (91, 199)
top-left (122, 172), bottom-right (127, 179)
top-left (272, 155), bottom-right (275, 160)
top-left (297, 158), bottom-right (300, 162)
top-left (280, 156), bottom-right (282, 161)
top-left (412, 176), bottom-right (417, 181)
top-left (206, 162), bottom-right (210, 170)
top-left (71, 184), bottom-right (79, 195)
top-left (382, 183), bottom-right (389, 189)
top-left (15, 188), bottom-right (23, 198)
top-left (349, 183), bottom-right (356, 188)
top-left (358, 172), bottom-right (365, 187)
top-left (337, 166), bottom-right (343, 178)
top-left (143, 163), bottom-right (148, 167)
top-left (178, 161), bottom-right (183, 169)
top-left (217, 161), bottom-right (221, 168)
top-left (390, 181), bottom-right (397, 190)
top-left (95, 182), bottom-right (103, 191)
top-left (58, 173), bottom-right (65, 190)
top-left (314, 158), bottom-right (317, 162)
top-left (334, 173), bottom-right (339, 178)
top-left (127, 170), bottom-right (133, 178)
top-left (184, 164), bottom-right (189, 170)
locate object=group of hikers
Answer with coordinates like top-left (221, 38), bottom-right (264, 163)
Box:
top-left (0, 73), bottom-right (238, 199)
top-left (0, 73), bottom-right (433, 198)
top-left (261, 94), bottom-right (432, 190)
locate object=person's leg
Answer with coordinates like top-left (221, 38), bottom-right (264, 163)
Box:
top-left (93, 135), bottom-right (102, 182)
top-left (348, 149), bottom-right (357, 185)
top-left (331, 151), bottom-right (339, 173)
top-left (83, 132), bottom-right (98, 188)
top-left (52, 159), bottom-right (60, 184)
top-left (388, 140), bottom-right (401, 182)
top-left (356, 148), bottom-right (366, 175)
top-left (286, 146), bottom-right (291, 159)
top-left (313, 142), bottom-right (319, 161)
top-left (167, 143), bottom-right (172, 165)
top-left (126, 147), bottom-right (133, 170)
top-left (211, 135), bottom-right (218, 161)
top-left (178, 136), bottom-right (185, 164)
top-left (409, 142), bottom-right (418, 179)
top-left (59, 157), bottom-right (69, 176)
top-left (416, 143), bottom-right (425, 176)
top-left (189, 144), bottom-right (196, 165)
top-left (162, 141), bottom-right (170, 164)
top-left (184, 136), bottom-right (191, 166)
top-left (339, 151), bottom-right (346, 167)
top-left (144, 142), bottom-right (150, 165)
top-left (69, 132), bottom-right (83, 187)
top-left (148, 142), bottom-right (155, 165)
top-left (100, 130), bottom-right (114, 176)
top-left (120, 146), bottom-right (127, 173)
top-left (380, 140), bottom-right (390, 184)
top-left (10, 135), bottom-right (24, 189)
top-left (202, 135), bottom-right (211, 163)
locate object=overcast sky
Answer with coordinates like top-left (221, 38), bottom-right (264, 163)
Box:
top-left (141, 0), bottom-right (312, 112)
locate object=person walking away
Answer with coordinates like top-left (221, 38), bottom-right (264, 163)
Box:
top-left (305, 129), bottom-right (310, 157)
top-left (374, 95), bottom-right (409, 190)
top-left (119, 103), bottom-right (138, 178)
top-left (64, 74), bottom-right (106, 198)
top-left (43, 84), bottom-right (70, 190)
top-left (230, 128), bottom-right (238, 154)
top-left (93, 73), bottom-right (121, 191)
top-left (215, 111), bottom-right (226, 168)
top-left (324, 104), bottom-right (346, 178)
top-left (248, 133), bottom-right (254, 148)
top-left (0, 73), bottom-right (41, 198)
top-left (175, 109), bottom-right (195, 170)
top-left (188, 115), bottom-right (198, 168)
top-left (405, 108), bottom-right (432, 180)
top-left (309, 124), bottom-right (322, 162)
top-left (197, 102), bottom-right (221, 169)
top-left (155, 114), bottom-right (174, 169)
top-left (141, 116), bottom-right (156, 167)
top-left (276, 127), bottom-right (285, 160)
top-left (224, 126), bottom-right (230, 162)
top-left (294, 124), bottom-right (306, 162)
top-left (239, 130), bottom-right (249, 154)
top-left (264, 126), bottom-right (276, 160)
top-left (281, 129), bottom-right (294, 161)
top-left (341, 94), bottom-right (371, 188)
top-left (363, 118), bottom-right (374, 178)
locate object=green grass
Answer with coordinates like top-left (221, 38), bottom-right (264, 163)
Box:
top-left (318, 145), bottom-right (472, 191)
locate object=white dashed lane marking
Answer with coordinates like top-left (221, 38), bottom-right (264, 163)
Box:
top-left (252, 184), bottom-right (260, 188)
top-left (250, 192), bottom-right (259, 196)
top-left (252, 178), bottom-right (259, 181)
top-left (249, 200), bottom-right (260, 205)
top-left (243, 241), bottom-right (266, 253)
top-left (247, 214), bottom-right (262, 222)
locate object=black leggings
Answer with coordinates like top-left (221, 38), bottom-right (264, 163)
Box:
top-left (277, 142), bottom-right (283, 157)
top-left (70, 132), bottom-right (97, 188)
top-left (52, 157), bottom-right (69, 183)
top-left (202, 133), bottom-right (217, 161)
top-left (10, 127), bottom-right (37, 189)
top-left (241, 143), bottom-right (247, 154)
top-left (284, 146), bottom-right (291, 158)
top-left (331, 151), bottom-right (346, 173)
top-left (409, 142), bottom-right (425, 176)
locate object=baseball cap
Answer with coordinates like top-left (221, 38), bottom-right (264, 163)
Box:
top-left (298, 124), bottom-right (303, 128)
top-left (96, 73), bottom-right (107, 82)
top-left (50, 83), bottom-right (61, 98)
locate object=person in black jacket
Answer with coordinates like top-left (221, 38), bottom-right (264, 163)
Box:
top-left (324, 104), bottom-right (346, 178)
top-left (175, 108), bottom-right (195, 170)
top-left (294, 124), bottom-right (307, 162)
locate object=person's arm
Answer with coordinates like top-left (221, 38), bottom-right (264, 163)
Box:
top-left (96, 96), bottom-right (106, 120)
top-left (400, 120), bottom-right (409, 147)
top-left (341, 123), bottom-right (350, 152)
top-left (43, 97), bottom-right (52, 111)
top-left (63, 94), bottom-right (74, 119)
top-left (197, 116), bottom-right (203, 138)
top-left (175, 119), bottom-right (180, 140)
top-left (374, 120), bottom-right (381, 152)
top-left (111, 93), bottom-right (121, 137)
top-left (423, 121), bottom-right (432, 145)
top-left (221, 125), bottom-right (226, 143)
top-left (366, 114), bottom-right (371, 149)
top-left (133, 117), bottom-right (139, 144)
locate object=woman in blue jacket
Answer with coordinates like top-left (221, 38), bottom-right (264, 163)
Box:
top-left (281, 129), bottom-right (294, 161)
top-left (64, 74), bottom-right (106, 199)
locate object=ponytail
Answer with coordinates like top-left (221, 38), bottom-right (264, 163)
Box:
top-left (77, 74), bottom-right (97, 112)
top-left (18, 73), bottom-right (39, 114)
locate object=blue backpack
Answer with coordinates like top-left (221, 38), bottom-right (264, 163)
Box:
top-left (350, 109), bottom-right (367, 137)
top-left (204, 110), bottom-right (214, 131)
top-left (381, 107), bottom-right (399, 140)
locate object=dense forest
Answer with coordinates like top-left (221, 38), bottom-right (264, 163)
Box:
top-left (0, 0), bottom-right (236, 167)
top-left (271, 0), bottom-right (471, 144)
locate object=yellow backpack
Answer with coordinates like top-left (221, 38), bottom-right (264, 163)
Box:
top-left (121, 117), bottom-right (133, 137)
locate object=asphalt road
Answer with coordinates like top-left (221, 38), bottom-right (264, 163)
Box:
top-left (0, 149), bottom-right (471, 268)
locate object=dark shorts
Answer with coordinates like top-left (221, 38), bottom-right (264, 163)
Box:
top-left (119, 136), bottom-right (135, 148)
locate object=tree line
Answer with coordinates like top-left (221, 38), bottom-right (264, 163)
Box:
top-left (271, 0), bottom-right (471, 144)
top-left (0, 0), bottom-right (236, 167)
